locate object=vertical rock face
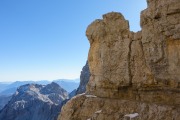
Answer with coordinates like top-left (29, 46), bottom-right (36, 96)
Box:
top-left (76, 61), bottom-right (90, 94)
top-left (59, 0), bottom-right (180, 120)
top-left (86, 12), bottom-right (132, 98)
top-left (140, 0), bottom-right (180, 87)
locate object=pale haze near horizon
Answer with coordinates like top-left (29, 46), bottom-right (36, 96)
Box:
top-left (0, 0), bottom-right (147, 82)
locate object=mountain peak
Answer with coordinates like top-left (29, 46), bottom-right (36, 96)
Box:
top-left (40, 82), bottom-right (67, 96)
top-left (0, 83), bottom-right (68, 120)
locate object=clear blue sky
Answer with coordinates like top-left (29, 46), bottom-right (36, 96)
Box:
top-left (0, 0), bottom-right (147, 82)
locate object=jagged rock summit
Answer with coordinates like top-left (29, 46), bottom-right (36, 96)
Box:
top-left (0, 82), bottom-right (68, 120)
top-left (59, 0), bottom-right (180, 120)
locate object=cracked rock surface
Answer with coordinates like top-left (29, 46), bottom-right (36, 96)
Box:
top-left (58, 0), bottom-right (180, 120)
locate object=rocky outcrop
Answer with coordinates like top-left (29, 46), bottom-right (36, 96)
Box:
top-left (76, 61), bottom-right (90, 94)
top-left (59, 94), bottom-right (179, 120)
top-left (59, 0), bottom-right (180, 120)
top-left (0, 82), bottom-right (68, 120)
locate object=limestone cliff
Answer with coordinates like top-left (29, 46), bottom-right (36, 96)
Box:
top-left (58, 0), bottom-right (180, 120)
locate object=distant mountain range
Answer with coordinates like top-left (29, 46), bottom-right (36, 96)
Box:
top-left (0, 82), bottom-right (68, 120)
top-left (53, 79), bottom-right (79, 93)
top-left (0, 79), bottom-right (79, 96)
top-left (0, 62), bottom-right (91, 120)
top-left (0, 79), bottom-right (79, 110)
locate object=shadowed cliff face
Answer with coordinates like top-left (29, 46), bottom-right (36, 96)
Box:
top-left (68, 62), bottom-right (90, 99)
top-left (59, 0), bottom-right (180, 120)
top-left (76, 61), bottom-right (90, 95)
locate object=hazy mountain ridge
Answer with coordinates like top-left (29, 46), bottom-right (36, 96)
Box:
top-left (0, 79), bottom-right (79, 96)
top-left (53, 79), bottom-right (79, 93)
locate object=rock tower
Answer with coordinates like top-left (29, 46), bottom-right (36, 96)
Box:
top-left (59, 0), bottom-right (180, 119)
